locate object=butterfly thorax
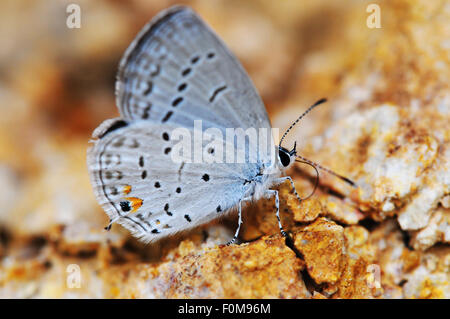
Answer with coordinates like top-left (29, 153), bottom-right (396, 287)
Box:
top-left (245, 162), bottom-right (281, 200)
top-left (248, 144), bottom-right (296, 199)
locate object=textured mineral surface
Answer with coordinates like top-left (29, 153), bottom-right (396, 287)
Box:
top-left (0, 0), bottom-right (448, 298)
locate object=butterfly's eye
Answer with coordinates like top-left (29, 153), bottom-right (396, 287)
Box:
top-left (278, 147), bottom-right (291, 167)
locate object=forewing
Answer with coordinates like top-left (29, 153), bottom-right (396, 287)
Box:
top-left (115, 6), bottom-right (272, 132)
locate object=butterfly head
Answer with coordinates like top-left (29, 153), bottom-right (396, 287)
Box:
top-left (277, 99), bottom-right (327, 169)
top-left (278, 141), bottom-right (297, 168)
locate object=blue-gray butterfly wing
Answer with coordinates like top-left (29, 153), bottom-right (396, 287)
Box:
top-left (88, 6), bottom-right (276, 242)
top-left (115, 6), bottom-right (272, 133)
top-left (87, 120), bottom-right (251, 243)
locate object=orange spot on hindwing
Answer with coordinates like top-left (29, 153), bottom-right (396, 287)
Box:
top-left (123, 185), bottom-right (132, 195)
top-left (125, 197), bottom-right (143, 213)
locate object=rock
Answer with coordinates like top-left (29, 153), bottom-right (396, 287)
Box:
top-left (402, 246), bottom-right (450, 299)
top-left (292, 197), bottom-right (322, 223)
top-left (410, 207), bottom-right (450, 250)
top-left (325, 226), bottom-right (379, 298)
top-left (320, 195), bottom-right (364, 225)
top-left (103, 236), bottom-right (309, 298)
top-left (294, 217), bottom-right (345, 285)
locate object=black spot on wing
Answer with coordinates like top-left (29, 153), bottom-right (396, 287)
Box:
top-left (172, 97), bottom-right (183, 107)
top-left (120, 201), bottom-right (131, 212)
top-left (178, 83), bottom-right (187, 92)
top-left (99, 120), bottom-right (128, 139)
top-left (162, 111), bottom-right (173, 123)
top-left (143, 81), bottom-right (153, 95)
top-left (110, 187), bottom-right (118, 196)
top-left (209, 85), bottom-right (227, 103)
top-left (142, 104), bottom-right (151, 119)
top-left (181, 68), bottom-right (191, 76)
top-left (164, 203), bottom-right (172, 216)
top-left (191, 56), bottom-right (199, 64)
top-left (112, 137), bottom-right (125, 148)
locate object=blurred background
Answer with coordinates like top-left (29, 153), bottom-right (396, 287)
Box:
top-left (0, 0), bottom-right (448, 298)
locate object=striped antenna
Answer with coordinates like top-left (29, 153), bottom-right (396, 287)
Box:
top-left (279, 98), bottom-right (327, 147)
top-left (295, 159), bottom-right (319, 199)
top-left (296, 154), bottom-right (356, 187)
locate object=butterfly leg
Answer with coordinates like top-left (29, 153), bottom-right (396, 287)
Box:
top-left (105, 219), bottom-right (113, 231)
top-left (104, 215), bottom-right (122, 231)
top-left (226, 197), bottom-right (251, 246)
top-left (265, 189), bottom-right (287, 237)
top-left (273, 176), bottom-right (302, 207)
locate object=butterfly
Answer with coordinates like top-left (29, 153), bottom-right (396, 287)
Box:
top-left (87, 5), bottom-right (355, 244)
